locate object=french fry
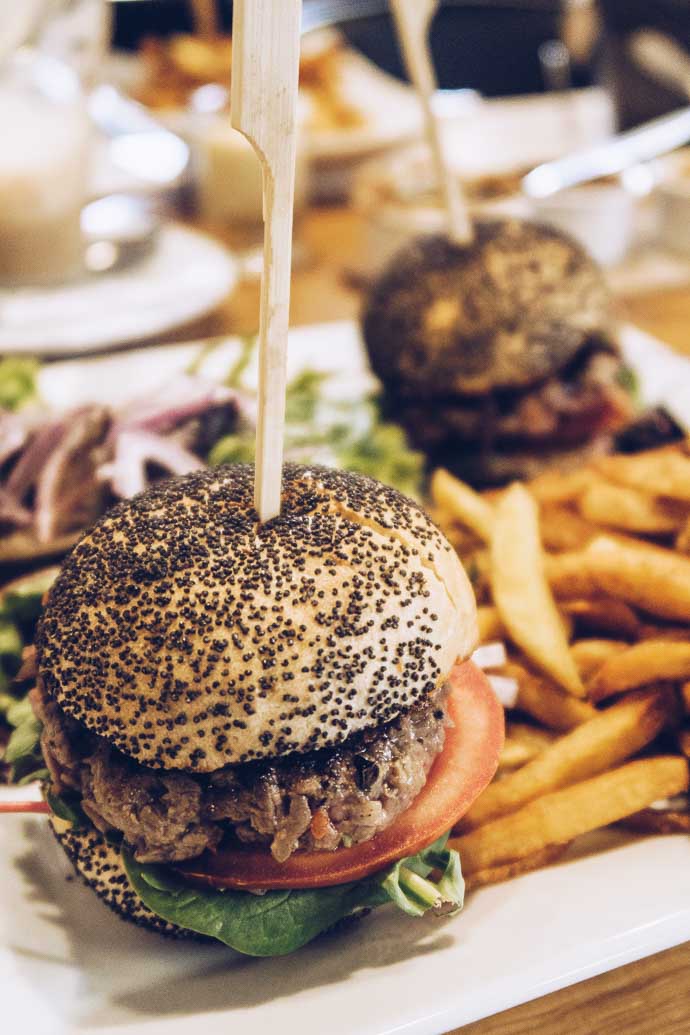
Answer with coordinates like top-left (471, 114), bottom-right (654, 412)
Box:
top-left (578, 480), bottom-right (685, 534)
top-left (540, 505), bottom-right (599, 552)
top-left (636, 623), bottom-right (690, 642)
top-left (560, 597), bottom-right (641, 640)
top-left (677, 517), bottom-right (690, 555)
top-left (570, 639), bottom-right (629, 679)
top-left (595, 448), bottom-right (690, 503)
top-left (528, 468), bottom-right (591, 505)
top-left (583, 536), bottom-right (690, 623)
top-left (451, 757), bottom-right (690, 873)
top-left (682, 682), bottom-right (690, 715)
top-left (507, 662), bottom-right (596, 730)
top-left (430, 469), bottom-right (495, 543)
top-left (481, 604), bottom-right (573, 644)
top-left (464, 843), bottom-right (572, 891)
top-left (545, 551), bottom-right (598, 600)
top-left (619, 808), bottom-right (690, 835)
top-left (678, 728), bottom-right (690, 757)
top-left (459, 690), bottom-right (669, 830)
top-left (588, 641), bottom-right (690, 702)
top-left (477, 605), bottom-right (504, 643)
top-left (500, 722), bottom-right (557, 770)
top-left (465, 548), bottom-right (492, 604)
top-left (491, 485), bottom-right (584, 696)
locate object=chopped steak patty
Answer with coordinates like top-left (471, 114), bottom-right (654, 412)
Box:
top-left (392, 345), bottom-right (634, 453)
top-left (31, 677), bottom-right (449, 864)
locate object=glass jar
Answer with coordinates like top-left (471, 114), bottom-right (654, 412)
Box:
top-left (0, 48), bottom-right (90, 286)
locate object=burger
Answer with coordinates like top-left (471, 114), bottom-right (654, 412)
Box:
top-left (363, 219), bottom-right (637, 485)
top-left (19, 463), bottom-right (502, 955)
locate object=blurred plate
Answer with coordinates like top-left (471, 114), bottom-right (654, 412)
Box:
top-left (0, 223), bottom-right (238, 356)
top-left (305, 48), bottom-right (422, 163)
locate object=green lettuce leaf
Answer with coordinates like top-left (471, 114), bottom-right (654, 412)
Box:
top-left (0, 357), bottom-right (38, 411)
top-left (1, 569), bottom-right (56, 624)
top-left (3, 694), bottom-right (43, 784)
top-left (204, 336), bottom-right (424, 497)
top-left (122, 833), bottom-right (464, 957)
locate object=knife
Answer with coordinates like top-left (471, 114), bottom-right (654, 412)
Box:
top-left (522, 107), bottom-right (690, 199)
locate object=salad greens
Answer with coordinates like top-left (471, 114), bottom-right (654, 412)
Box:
top-left (3, 695), bottom-right (46, 785)
top-left (206, 339), bottom-right (425, 498)
top-left (123, 833), bottom-right (464, 956)
top-left (0, 570), bottom-right (56, 783)
top-left (0, 357), bottom-right (38, 411)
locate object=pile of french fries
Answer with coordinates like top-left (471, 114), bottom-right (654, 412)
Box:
top-left (430, 441), bottom-right (690, 890)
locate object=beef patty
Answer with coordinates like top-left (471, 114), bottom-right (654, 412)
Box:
top-left (391, 344), bottom-right (633, 453)
top-left (30, 676), bottom-right (448, 865)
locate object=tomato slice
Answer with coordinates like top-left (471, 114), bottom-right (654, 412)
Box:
top-left (177, 660), bottom-right (504, 891)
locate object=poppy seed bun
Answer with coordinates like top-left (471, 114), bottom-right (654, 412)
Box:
top-left (37, 464), bottom-right (477, 773)
top-left (363, 220), bottom-right (611, 398)
top-left (51, 820), bottom-right (194, 939)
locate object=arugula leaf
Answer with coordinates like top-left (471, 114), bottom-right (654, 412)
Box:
top-left (0, 357), bottom-right (38, 411)
top-left (123, 833), bottom-right (464, 957)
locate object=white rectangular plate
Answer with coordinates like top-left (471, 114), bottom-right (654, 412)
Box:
top-left (2, 320), bottom-right (689, 1035)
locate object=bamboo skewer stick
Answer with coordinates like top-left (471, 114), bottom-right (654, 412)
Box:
top-left (231, 0), bottom-right (302, 522)
top-left (390, 0), bottom-right (473, 245)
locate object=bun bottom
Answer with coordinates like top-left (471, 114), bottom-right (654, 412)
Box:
top-left (51, 820), bottom-right (200, 941)
top-left (52, 821), bottom-right (371, 949)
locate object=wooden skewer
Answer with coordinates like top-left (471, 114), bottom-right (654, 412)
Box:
top-left (0, 801), bottom-right (50, 815)
top-left (390, 0), bottom-right (473, 245)
top-left (231, 0), bottom-right (302, 522)
top-left (190, 0), bottom-right (219, 40)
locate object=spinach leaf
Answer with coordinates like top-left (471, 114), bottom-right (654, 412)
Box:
top-left (123, 833), bottom-right (464, 957)
top-left (124, 853), bottom-right (380, 956)
top-left (46, 790), bottom-right (87, 827)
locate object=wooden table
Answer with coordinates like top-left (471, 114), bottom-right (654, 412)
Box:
top-left (174, 204), bottom-right (690, 1034)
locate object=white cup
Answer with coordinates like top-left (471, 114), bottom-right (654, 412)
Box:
top-left (0, 52), bottom-right (90, 287)
top-left (193, 103), bottom-right (310, 226)
top-left (530, 183), bottom-right (636, 267)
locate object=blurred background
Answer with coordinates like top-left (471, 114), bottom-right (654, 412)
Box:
top-left (0, 0), bottom-right (689, 355)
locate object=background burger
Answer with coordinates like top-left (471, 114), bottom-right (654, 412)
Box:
top-left (16, 463), bottom-right (502, 955)
top-left (362, 219), bottom-right (637, 485)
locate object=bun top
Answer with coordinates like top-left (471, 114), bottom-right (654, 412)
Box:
top-left (37, 464), bottom-right (477, 772)
top-left (363, 219), bottom-right (611, 398)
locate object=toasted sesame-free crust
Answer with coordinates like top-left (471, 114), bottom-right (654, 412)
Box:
top-left (363, 220), bottom-right (611, 398)
top-left (37, 465), bottom-right (477, 772)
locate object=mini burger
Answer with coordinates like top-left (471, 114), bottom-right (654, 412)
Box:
top-left (24, 464), bottom-right (502, 955)
top-left (363, 219), bottom-right (637, 485)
